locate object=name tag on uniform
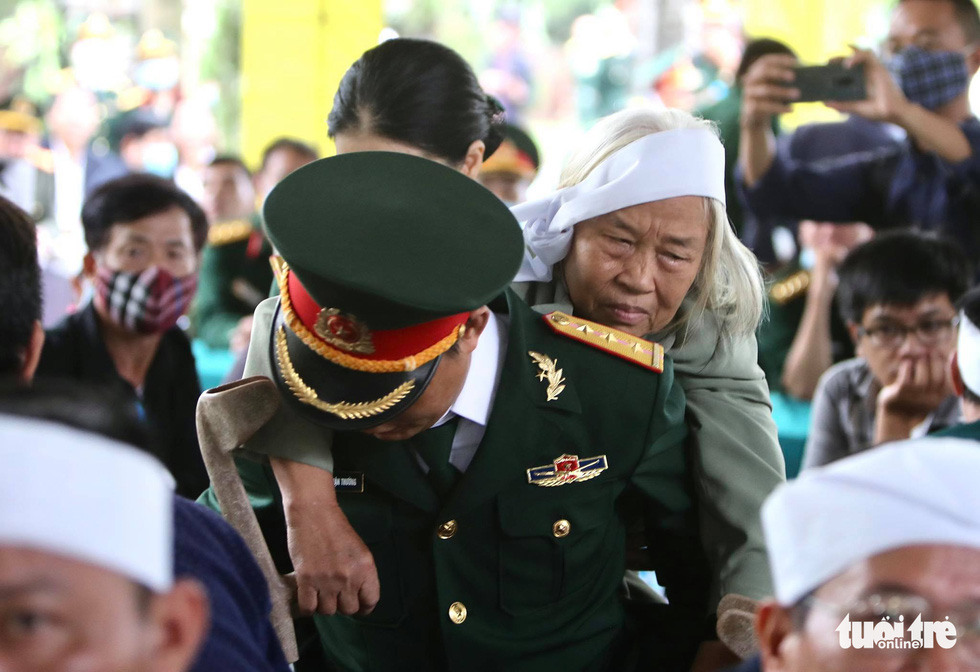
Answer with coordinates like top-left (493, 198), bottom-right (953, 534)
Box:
top-left (334, 472), bottom-right (365, 493)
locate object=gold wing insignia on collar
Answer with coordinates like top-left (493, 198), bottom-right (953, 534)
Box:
top-left (528, 351), bottom-right (566, 402)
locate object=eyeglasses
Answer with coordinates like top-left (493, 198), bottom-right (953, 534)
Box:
top-left (799, 592), bottom-right (980, 667)
top-left (857, 316), bottom-right (959, 349)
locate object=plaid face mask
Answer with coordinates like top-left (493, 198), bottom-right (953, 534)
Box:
top-left (95, 266), bottom-right (198, 334)
top-left (886, 46), bottom-right (970, 111)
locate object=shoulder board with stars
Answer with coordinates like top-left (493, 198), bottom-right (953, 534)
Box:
top-left (207, 219), bottom-right (254, 246)
top-left (769, 269), bottom-right (810, 306)
top-left (542, 311), bottom-right (664, 373)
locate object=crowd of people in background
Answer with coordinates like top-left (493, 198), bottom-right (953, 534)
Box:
top-left (3, 0), bottom-right (980, 670)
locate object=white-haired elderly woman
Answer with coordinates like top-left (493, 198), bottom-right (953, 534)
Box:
top-left (512, 108), bottom-right (785, 611)
top-left (207, 108), bottom-right (783, 652)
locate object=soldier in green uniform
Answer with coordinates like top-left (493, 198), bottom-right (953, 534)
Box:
top-left (194, 142), bottom-right (316, 351)
top-left (756, 221), bottom-right (871, 400)
top-left (476, 123), bottom-right (539, 206)
top-left (209, 151), bottom-right (710, 671)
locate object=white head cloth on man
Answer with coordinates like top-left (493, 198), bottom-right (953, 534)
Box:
top-left (510, 127), bottom-right (727, 282)
top-left (0, 416), bottom-right (176, 591)
top-left (957, 309), bottom-right (980, 395)
top-left (762, 438), bottom-right (980, 606)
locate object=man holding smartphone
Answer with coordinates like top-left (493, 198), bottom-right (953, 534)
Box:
top-left (739, 0), bottom-right (980, 259)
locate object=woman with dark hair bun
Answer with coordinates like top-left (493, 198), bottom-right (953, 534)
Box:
top-left (201, 37), bottom-right (513, 644)
top-left (328, 38), bottom-right (507, 176)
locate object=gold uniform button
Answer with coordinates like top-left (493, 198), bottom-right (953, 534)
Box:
top-left (553, 519), bottom-right (571, 538)
top-left (437, 519), bottom-right (457, 539)
top-left (448, 601), bottom-right (467, 624)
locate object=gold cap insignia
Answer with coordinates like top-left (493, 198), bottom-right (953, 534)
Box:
top-left (315, 308), bottom-right (375, 354)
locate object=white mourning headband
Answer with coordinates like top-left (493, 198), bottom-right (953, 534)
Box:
top-left (511, 127), bottom-right (727, 283)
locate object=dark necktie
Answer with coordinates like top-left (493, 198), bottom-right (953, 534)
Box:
top-left (412, 418), bottom-right (460, 498)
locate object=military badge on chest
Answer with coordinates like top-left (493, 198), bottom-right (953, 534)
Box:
top-left (527, 454), bottom-right (608, 487)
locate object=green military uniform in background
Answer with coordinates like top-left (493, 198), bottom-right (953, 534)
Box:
top-left (756, 262), bottom-right (853, 395)
top-left (194, 213), bottom-right (274, 349)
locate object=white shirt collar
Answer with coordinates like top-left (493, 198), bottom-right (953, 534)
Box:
top-left (434, 312), bottom-right (505, 428)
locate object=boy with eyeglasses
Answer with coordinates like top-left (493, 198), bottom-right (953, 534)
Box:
top-left (802, 231), bottom-right (971, 469)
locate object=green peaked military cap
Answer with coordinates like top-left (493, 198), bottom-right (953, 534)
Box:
top-left (264, 151), bottom-right (524, 329)
top-left (262, 151), bottom-right (525, 430)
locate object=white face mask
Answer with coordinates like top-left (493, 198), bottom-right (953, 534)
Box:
top-left (141, 142), bottom-right (179, 177)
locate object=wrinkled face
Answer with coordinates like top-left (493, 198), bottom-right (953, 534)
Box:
top-left (0, 547), bottom-right (156, 672)
top-left (886, 0), bottom-right (973, 57)
top-left (561, 196), bottom-right (709, 337)
top-left (766, 545), bottom-right (980, 672)
top-left (360, 349), bottom-right (471, 443)
top-left (853, 294), bottom-right (958, 387)
top-left (202, 164), bottom-right (255, 223)
top-left (359, 309), bottom-right (488, 442)
top-left (94, 206), bottom-right (197, 280)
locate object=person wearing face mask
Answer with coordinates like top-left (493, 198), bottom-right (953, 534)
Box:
top-left (739, 0), bottom-right (980, 261)
top-left (117, 111), bottom-right (179, 178)
top-left (36, 173), bottom-right (210, 499)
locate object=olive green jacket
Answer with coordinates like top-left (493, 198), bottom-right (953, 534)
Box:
top-left (203, 290), bottom-right (710, 671)
top-left (193, 214), bottom-right (274, 349)
top-left (515, 279), bottom-right (785, 603)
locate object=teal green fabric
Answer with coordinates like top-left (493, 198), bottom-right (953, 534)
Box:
top-left (193, 213), bottom-right (273, 349)
top-left (931, 418), bottom-right (980, 441)
top-left (202, 290), bottom-right (708, 671)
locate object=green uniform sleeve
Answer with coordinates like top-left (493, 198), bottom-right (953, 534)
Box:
top-left (234, 297), bottom-right (336, 472)
top-left (194, 243), bottom-right (248, 349)
top-left (630, 357), bottom-right (712, 664)
top-left (669, 312), bottom-right (785, 604)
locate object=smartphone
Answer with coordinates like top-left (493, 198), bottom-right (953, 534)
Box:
top-left (792, 63), bottom-right (866, 103)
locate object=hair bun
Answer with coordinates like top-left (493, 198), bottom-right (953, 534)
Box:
top-left (483, 94), bottom-right (507, 159)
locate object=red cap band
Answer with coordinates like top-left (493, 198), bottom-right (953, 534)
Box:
top-left (287, 271), bottom-right (469, 363)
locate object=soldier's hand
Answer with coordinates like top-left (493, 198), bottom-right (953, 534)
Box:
top-left (286, 501), bottom-right (381, 616)
top-left (740, 54), bottom-right (799, 130)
